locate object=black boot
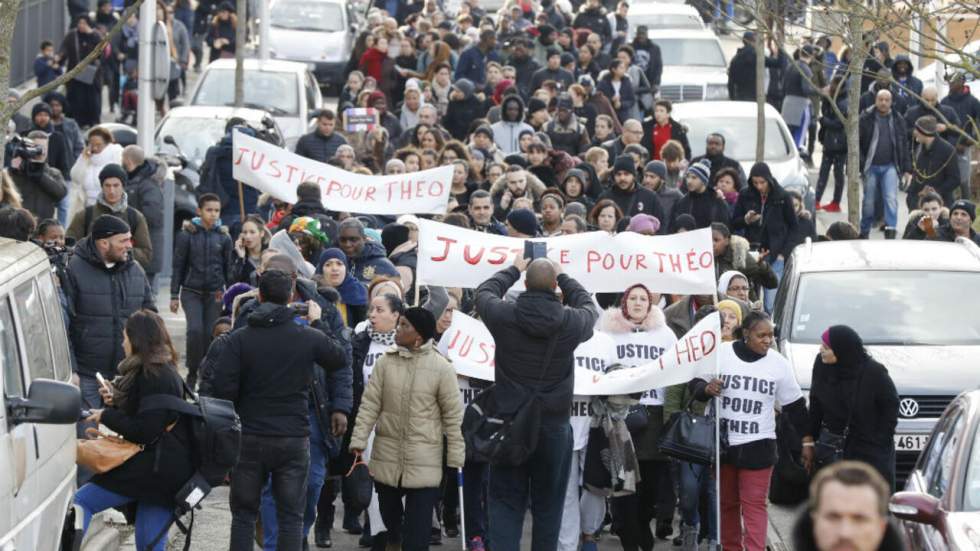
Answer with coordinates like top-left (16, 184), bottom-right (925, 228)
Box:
top-left (344, 510), bottom-right (363, 534)
top-left (314, 515), bottom-right (332, 548)
top-left (884, 227), bottom-right (897, 240)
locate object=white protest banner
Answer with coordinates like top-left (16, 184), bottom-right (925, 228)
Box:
top-left (438, 311), bottom-right (721, 396)
top-left (232, 131), bottom-right (453, 215)
top-left (416, 218), bottom-right (716, 294)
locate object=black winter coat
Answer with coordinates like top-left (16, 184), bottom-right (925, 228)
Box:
top-left (572, 7), bottom-right (611, 42)
top-left (727, 45), bottom-right (780, 101)
top-left (668, 188), bottom-right (731, 230)
top-left (642, 117), bottom-right (691, 160)
top-left (909, 136), bottom-right (960, 209)
top-left (940, 88), bottom-right (980, 145)
top-left (125, 159), bottom-right (167, 273)
top-left (904, 102), bottom-right (961, 146)
top-left (809, 356), bottom-right (899, 486)
top-left (444, 96), bottom-right (486, 142)
top-left (859, 109), bottom-right (912, 175)
top-left (94, 364), bottom-right (194, 504)
top-left (64, 237), bottom-right (155, 378)
top-left (294, 130), bottom-right (348, 163)
top-left (475, 268), bottom-right (599, 423)
top-left (170, 220), bottom-right (233, 299)
top-left (212, 302), bottom-right (348, 437)
top-left (597, 184), bottom-right (666, 231)
top-left (731, 181), bottom-right (798, 257)
top-left (9, 164), bottom-right (67, 221)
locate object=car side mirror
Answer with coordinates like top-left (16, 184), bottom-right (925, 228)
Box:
top-left (163, 135), bottom-right (178, 146)
top-left (889, 492), bottom-right (942, 526)
top-left (6, 379), bottom-right (81, 425)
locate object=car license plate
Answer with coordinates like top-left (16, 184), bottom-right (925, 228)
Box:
top-left (894, 434), bottom-right (929, 452)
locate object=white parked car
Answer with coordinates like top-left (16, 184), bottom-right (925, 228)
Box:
top-left (155, 106), bottom-right (286, 168)
top-left (0, 239), bottom-right (81, 551)
top-left (919, 39), bottom-right (980, 100)
top-left (188, 58), bottom-right (323, 147)
top-left (627, 2), bottom-right (704, 40)
top-left (647, 29), bottom-right (728, 102)
top-left (267, 0), bottom-right (361, 89)
top-left (671, 101), bottom-right (813, 209)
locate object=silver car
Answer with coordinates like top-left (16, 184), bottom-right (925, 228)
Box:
top-left (772, 239), bottom-right (980, 486)
top-left (267, 0), bottom-right (362, 89)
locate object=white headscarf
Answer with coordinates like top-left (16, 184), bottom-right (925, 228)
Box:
top-left (717, 270), bottom-right (748, 296)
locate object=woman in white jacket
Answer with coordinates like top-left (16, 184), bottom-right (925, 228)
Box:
top-left (69, 126), bottom-right (123, 221)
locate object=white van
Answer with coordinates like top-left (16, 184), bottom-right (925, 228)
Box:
top-left (0, 238), bottom-right (81, 550)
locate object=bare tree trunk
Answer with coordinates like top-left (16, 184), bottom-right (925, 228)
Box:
top-left (754, 8), bottom-right (766, 162)
top-left (0, 0), bottom-right (147, 167)
top-left (234, 0), bottom-right (246, 107)
top-left (845, 4), bottom-right (863, 227)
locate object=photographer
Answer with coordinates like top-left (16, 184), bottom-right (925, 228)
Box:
top-left (7, 131), bottom-right (67, 221)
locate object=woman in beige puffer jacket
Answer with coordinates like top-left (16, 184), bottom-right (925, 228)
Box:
top-left (350, 306), bottom-right (464, 550)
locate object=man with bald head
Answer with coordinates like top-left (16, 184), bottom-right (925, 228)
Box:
top-left (603, 118), bottom-right (644, 160)
top-left (475, 255), bottom-right (599, 551)
top-left (905, 86), bottom-right (961, 146)
top-left (858, 89), bottom-right (912, 239)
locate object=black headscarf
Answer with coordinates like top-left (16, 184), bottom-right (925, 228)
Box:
top-left (827, 325), bottom-right (869, 369)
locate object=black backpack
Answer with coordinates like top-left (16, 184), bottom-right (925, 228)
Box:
top-left (140, 382), bottom-right (242, 487)
top-left (139, 383), bottom-right (242, 550)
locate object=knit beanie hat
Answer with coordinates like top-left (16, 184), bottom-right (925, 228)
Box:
top-left (506, 208), bottom-right (538, 236)
top-left (687, 158), bottom-right (712, 187)
top-left (951, 199), bottom-right (977, 222)
top-left (91, 214), bottom-right (131, 240)
top-left (31, 102), bottom-right (52, 118)
top-left (99, 163), bottom-right (129, 186)
top-left (914, 115), bottom-right (938, 136)
top-left (402, 306), bottom-right (436, 342)
top-left (672, 214), bottom-right (697, 232)
top-left (527, 97), bottom-right (548, 115)
top-left (645, 160), bottom-right (667, 180)
top-left (316, 247), bottom-right (348, 273)
top-left (626, 213), bottom-right (660, 235)
top-left (613, 155), bottom-right (636, 177)
top-left (381, 223), bottom-right (410, 255)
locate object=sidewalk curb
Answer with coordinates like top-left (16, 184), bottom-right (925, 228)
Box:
top-left (80, 513), bottom-right (122, 551)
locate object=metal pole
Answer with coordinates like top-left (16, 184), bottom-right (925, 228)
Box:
top-left (711, 297), bottom-right (721, 547)
top-left (137, 0), bottom-right (156, 153)
top-left (234, 0), bottom-right (247, 106)
top-left (457, 467), bottom-right (466, 549)
top-left (258, 0), bottom-right (270, 61)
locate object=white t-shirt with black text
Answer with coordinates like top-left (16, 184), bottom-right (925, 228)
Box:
top-left (362, 340), bottom-right (389, 386)
top-left (570, 332), bottom-right (618, 451)
top-left (718, 342), bottom-right (803, 447)
top-left (609, 325), bottom-right (677, 406)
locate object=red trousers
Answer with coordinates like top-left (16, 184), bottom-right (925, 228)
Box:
top-left (719, 464), bottom-right (772, 551)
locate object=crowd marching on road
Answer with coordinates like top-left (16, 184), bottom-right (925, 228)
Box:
top-left (1, 0), bottom-right (979, 550)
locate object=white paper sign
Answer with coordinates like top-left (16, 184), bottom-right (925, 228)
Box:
top-left (232, 131), bottom-right (453, 215)
top-left (438, 311), bottom-right (721, 395)
top-left (416, 218), bottom-right (716, 294)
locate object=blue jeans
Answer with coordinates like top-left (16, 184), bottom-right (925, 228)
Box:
top-left (57, 193), bottom-right (71, 226)
top-left (488, 422), bottom-right (573, 551)
top-left (861, 164), bottom-right (899, 234)
top-left (764, 256), bottom-right (784, 314)
top-left (714, 0), bottom-right (734, 21)
top-left (260, 410), bottom-right (328, 549)
top-left (676, 461), bottom-right (717, 538)
top-left (75, 483), bottom-right (172, 551)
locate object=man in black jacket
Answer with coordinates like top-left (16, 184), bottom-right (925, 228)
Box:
top-left (908, 116), bottom-right (960, 210)
top-left (691, 133), bottom-right (745, 185)
top-left (475, 258), bottom-right (598, 551)
top-left (213, 268), bottom-right (348, 551)
top-left (598, 155), bottom-right (666, 229)
top-left (121, 145), bottom-right (166, 288)
top-left (904, 86), bottom-right (961, 147)
top-left (295, 109), bottom-right (348, 163)
top-left (858, 90), bottom-right (912, 238)
top-left (727, 32), bottom-right (778, 101)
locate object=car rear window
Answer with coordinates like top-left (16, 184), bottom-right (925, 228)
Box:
top-left (790, 271), bottom-right (980, 345)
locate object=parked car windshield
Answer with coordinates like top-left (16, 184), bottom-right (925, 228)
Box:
top-left (271, 0), bottom-right (345, 32)
top-left (155, 117), bottom-right (226, 167)
top-left (680, 116), bottom-right (793, 161)
top-left (193, 69), bottom-right (300, 116)
top-left (653, 38), bottom-right (725, 67)
top-left (628, 14), bottom-right (702, 34)
top-left (790, 271), bottom-right (980, 345)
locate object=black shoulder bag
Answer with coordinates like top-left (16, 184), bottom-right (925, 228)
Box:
top-left (658, 394), bottom-right (724, 465)
top-left (814, 371), bottom-right (863, 468)
top-left (462, 334), bottom-right (559, 466)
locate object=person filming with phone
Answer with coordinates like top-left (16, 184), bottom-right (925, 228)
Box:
top-left (474, 253), bottom-right (599, 551)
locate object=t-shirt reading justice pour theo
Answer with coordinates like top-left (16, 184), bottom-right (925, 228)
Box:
top-left (718, 342), bottom-right (803, 447)
top-left (362, 340), bottom-right (390, 386)
top-left (610, 324), bottom-right (677, 406)
top-left (570, 332), bottom-right (618, 451)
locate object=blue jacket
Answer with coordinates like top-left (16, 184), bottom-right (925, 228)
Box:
top-left (455, 45), bottom-right (501, 87)
top-left (349, 240), bottom-right (399, 285)
top-left (201, 133), bottom-right (259, 215)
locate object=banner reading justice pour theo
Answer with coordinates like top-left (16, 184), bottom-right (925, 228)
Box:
top-left (232, 131), bottom-right (453, 215)
top-left (417, 218), bottom-right (716, 294)
top-left (438, 311), bottom-right (721, 395)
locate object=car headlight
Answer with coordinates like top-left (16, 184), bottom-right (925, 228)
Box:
top-left (706, 84), bottom-right (728, 100)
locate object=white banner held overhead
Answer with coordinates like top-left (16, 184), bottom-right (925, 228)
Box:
top-left (232, 131), bottom-right (453, 215)
top-left (416, 218), bottom-right (716, 294)
top-left (438, 311), bottom-right (721, 395)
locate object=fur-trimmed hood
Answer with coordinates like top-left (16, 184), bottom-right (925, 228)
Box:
top-left (728, 234), bottom-right (751, 271)
top-left (181, 218), bottom-right (230, 235)
top-left (489, 170), bottom-right (548, 200)
top-left (600, 305), bottom-right (667, 335)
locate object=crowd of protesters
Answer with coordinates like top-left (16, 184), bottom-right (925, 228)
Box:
top-left (1, 0), bottom-right (978, 550)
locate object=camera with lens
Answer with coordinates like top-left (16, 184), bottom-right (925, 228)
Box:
top-left (10, 135), bottom-right (44, 160)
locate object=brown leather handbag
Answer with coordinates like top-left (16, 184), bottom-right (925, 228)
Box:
top-left (76, 427), bottom-right (144, 474)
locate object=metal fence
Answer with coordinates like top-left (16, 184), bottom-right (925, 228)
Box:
top-left (9, 0), bottom-right (67, 86)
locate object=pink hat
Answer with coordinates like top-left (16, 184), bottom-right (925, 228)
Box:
top-left (821, 329), bottom-right (831, 348)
